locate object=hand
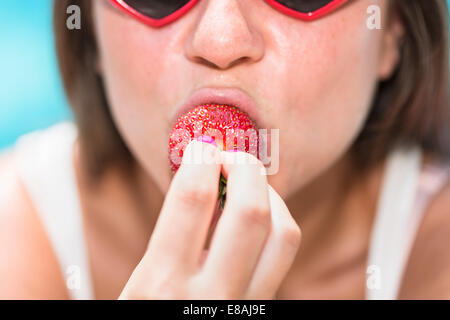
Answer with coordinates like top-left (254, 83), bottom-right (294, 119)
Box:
top-left (119, 141), bottom-right (301, 299)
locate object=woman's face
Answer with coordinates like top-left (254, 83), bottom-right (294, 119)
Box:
top-left (93, 0), bottom-right (400, 197)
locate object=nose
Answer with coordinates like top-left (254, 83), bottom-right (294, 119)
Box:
top-left (184, 0), bottom-right (265, 70)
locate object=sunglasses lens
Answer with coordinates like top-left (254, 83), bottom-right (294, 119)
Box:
top-left (123, 0), bottom-right (191, 19)
top-left (275, 0), bottom-right (335, 13)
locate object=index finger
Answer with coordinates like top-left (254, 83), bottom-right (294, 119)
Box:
top-left (144, 141), bottom-right (221, 272)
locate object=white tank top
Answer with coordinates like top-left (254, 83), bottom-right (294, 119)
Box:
top-left (12, 121), bottom-right (450, 300)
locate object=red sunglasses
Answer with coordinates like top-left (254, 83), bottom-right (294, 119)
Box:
top-left (109, 0), bottom-right (349, 28)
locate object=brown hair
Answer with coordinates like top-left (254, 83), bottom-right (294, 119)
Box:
top-left (53, 0), bottom-right (450, 178)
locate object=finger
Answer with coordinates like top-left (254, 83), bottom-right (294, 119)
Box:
top-left (246, 186), bottom-right (302, 299)
top-left (145, 140), bottom-right (221, 272)
top-left (200, 151), bottom-right (271, 298)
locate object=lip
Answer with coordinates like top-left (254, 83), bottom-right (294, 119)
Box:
top-left (172, 87), bottom-right (262, 129)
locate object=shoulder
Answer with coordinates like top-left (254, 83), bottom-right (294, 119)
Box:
top-left (399, 164), bottom-right (450, 299)
top-left (0, 150), bottom-right (69, 299)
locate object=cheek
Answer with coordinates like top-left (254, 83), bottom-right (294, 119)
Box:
top-left (293, 17), bottom-right (381, 143)
top-left (94, 3), bottom-right (180, 190)
top-left (95, 8), bottom-right (171, 126)
top-left (267, 2), bottom-right (385, 194)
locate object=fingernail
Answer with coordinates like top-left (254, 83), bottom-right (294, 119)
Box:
top-left (196, 135), bottom-right (217, 146)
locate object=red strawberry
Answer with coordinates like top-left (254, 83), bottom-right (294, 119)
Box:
top-left (168, 104), bottom-right (259, 171)
top-left (168, 104), bottom-right (259, 208)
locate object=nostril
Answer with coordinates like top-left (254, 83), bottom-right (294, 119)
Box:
top-left (194, 56), bottom-right (220, 69)
top-left (193, 56), bottom-right (251, 70)
top-left (228, 56), bottom-right (251, 68)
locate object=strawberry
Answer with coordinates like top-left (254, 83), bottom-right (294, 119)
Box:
top-left (168, 104), bottom-right (259, 208)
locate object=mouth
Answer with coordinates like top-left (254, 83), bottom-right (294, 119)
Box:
top-left (171, 87), bottom-right (263, 129)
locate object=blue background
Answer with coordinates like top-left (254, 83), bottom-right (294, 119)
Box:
top-left (0, 0), bottom-right (71, 150)
top-left (0, 1), bottom-right (449, 151)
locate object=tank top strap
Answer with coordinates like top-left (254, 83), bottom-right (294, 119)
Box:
top-left (366, 145), bottom-right (450, 299)
top-left (13, 122), bottom-right (94, 300)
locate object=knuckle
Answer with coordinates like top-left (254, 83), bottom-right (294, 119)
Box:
top-left (239, 203), bottom-right (271, 228)
top-left (280, 223), bottom-right (302, 248)
top-left (178, 184), bottom-right (217, 209)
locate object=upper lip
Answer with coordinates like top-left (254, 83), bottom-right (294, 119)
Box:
top-left (172, 87), bottom-right (262, 128)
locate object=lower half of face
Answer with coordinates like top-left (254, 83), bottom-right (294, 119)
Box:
top-left (93, 0), bottom-right (391, 198)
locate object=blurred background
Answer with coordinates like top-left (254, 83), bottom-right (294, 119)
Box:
top-left (0, 1), bottom-right (449, 152)
top-left (0, 0), bottom-right (72, 151)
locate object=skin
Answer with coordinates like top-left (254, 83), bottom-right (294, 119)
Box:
top-left (1, 0), bottom-right (450, 299)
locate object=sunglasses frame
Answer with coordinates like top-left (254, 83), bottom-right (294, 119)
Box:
top-left (109, 0), bottom-right (348, 28)
top-left (265, 0), bottom-right (348, 22)
top-left (109, 0), bottom-right (199, 28)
